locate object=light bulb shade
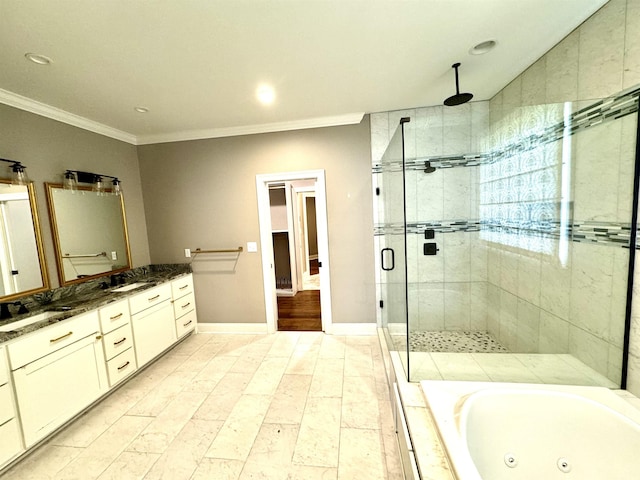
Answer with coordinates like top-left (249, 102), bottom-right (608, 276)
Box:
top-left (111, 178), bottom-right (122, 196)
top-left (11, 163), bottom-right (28, 186)
top-left (63, 171), bottom-right (77, 192)
top-left (92, 175), bottom-right (104, 194)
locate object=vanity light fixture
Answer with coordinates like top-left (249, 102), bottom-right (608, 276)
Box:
top-left (0, 158), bottom-right (30, 185)
top-left (63, 170), bottom-right (122, 196)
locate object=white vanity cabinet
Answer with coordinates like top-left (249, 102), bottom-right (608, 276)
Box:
top-left (171, 274), bottom-right (197, 338)
top-left (7, 311), bottom-right (108, 447)
top-left (0, 346), bottom-right (23, 466)
top-left (129, 283), bottom-right (176, 368)
top-left (98, 299), bottom-right (137, 386)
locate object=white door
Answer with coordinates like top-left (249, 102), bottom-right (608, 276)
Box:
top-left (256, 170), bottom-right (332, 333)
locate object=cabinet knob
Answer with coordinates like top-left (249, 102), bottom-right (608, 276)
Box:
top-left (96, 335), bottom-right (103, 340)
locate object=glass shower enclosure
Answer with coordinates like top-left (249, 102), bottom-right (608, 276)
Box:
top-left (376, 86), bottom-right (640, 387)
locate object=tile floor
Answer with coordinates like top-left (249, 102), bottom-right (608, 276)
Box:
top-left (409, 351), bottom-right (618, 387)
top-left (3, 332), bottom-right (403, 480)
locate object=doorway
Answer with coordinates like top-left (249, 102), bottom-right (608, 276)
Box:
top-left (256, 170), bottom-right (332, 333)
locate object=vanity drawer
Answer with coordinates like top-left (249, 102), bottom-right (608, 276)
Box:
top-left (0, 347), bottom-right (8, 386)
top-left (0, 384), bottom-right (14, 425)
top-left (173, 292), bottom-right (195, 319)
top-left (99, 299), bottom-right (131, 334)
top-left (129, 284), bottom-right (172, 315)
top-left (176, 309), bottom-right (197, 338)
top-left (106, 348), bottom-right (137, 386)
top-left (102, 323), bottom-right (134, 361)
top-left (171, 274), bottom-right (193, 298)
top-left (7, 311), bottom-right (101, 370)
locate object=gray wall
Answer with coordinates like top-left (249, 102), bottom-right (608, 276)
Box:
top-left (137, 118), bottom-right (376, 325)
top-left (0, 103), bottom-right (151, 287)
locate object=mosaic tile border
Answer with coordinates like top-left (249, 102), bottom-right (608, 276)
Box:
top-left (375, 219), bottom-right (636, 249)
top-left (372, 86), bottom-right (640, 174)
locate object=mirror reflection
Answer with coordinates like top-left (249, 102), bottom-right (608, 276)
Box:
top-left (45, 184), bottom-right (131, 285)
top-left (0, 179), bottom-right (49, 300)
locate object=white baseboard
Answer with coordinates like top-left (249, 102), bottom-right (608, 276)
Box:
top-left (197, 322), bottom-right (268, 334)
top-left (329, 323), bottom-right (377, 335)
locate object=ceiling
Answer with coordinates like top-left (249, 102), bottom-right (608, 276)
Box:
top-left (0, 0), bottom-right (608, 145)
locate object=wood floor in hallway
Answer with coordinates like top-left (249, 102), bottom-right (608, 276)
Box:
top-left (277, 290), bottom-right (321, 331)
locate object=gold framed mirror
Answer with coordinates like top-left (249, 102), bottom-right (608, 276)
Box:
top-left (0, 179), bottom-right (49, 300)
top-left (45, 183), bottom-right (132, 286)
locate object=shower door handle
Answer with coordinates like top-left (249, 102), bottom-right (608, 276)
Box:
top-left (381, 248), bottom-right (395, 271)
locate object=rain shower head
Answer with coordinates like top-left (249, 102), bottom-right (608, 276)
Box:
top-left (444, 62), bottom-right (473, 106)
top-left (424, 161), bottom-right (436, 173)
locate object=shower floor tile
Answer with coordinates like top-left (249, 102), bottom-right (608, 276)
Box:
top-left (409, 330), bottom-right (508, 353)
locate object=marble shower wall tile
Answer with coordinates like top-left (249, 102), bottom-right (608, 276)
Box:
top-left (624, 0), bottom-right (640, 89)
top-left (538, 310), bottom-right (570, 354)
top-left (569, 243), bottom-right (615, 342)
top-left (370, 112), bottom-right (390, 165)
top-left (522, 58), bottom-right (547, 107)
top-left (545, 29), bottom-right (580, 103)
top-left (573, 120), bottom-right (622, 222)
top-left (577, 0), bottom-right (626, 100)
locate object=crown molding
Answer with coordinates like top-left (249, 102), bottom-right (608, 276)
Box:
top-left (0, 88), bottom-right (137, 145)
top-left (0, 88), bottom-right (364, 146)
top-left (135, 113), bottom-right (365, 145)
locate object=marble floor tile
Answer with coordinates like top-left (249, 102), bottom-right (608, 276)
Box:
top-left (429, 353), bottom-right (492, 381)
top-left (287, 465), bottom-right (338, 479)
top-left (337, 428), bottom-right (386, 480)
top-left (54, 415), bottom-right (153, 480)
top-left (308, 358), bottom-right (344, 397)
top-left (50, 400), bottom-right (132, 448)
top-left (318, 335), bottom-right (347, 358)
top-left (3, 332), bottom-right (402, 480)
top-left (2, 445), bottom-right (82, 480)
top-left (127, 370), bottom-right (199, 417)
top-left (127, 391), bottom-right (207, 454)
top-left (285, 344), bottom-right (320, 375)
top-left (244, 423), bottom-right (299, 467)
top-left (204, 394), bottom-right (273, 461)
top-left (292, 397), bottom-right (341, 468)
top-left (95, 451), bottom-right (159, 480)
top-left (341, 375), bottom-right (380, 429)
top-left (189, 458), bottom-right (244, 480)
top-left (142, 419), bottom-right (223, 480)
top-left (183, 355), bottom-right (238, 393)
top-left (471, 353), bottom-right (541, 383)
top-left (244, 355), bottom-right (291, 395)
top-left (263, 374), bottom-right (312, 425)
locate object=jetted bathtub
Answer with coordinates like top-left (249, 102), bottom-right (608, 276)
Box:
top-left (421, 381), bottom-right (640, 479)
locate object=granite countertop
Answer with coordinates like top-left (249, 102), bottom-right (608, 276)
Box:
top-left (0, 265), bottom-right (191, 344)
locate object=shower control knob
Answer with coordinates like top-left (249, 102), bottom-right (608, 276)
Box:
top-left (423, 243), bottom-right (439, 255)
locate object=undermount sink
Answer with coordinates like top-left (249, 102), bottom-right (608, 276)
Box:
top-left (0, 311), bottom-right (59, 332)
top-left (111, 282), bottom-right (151, 293)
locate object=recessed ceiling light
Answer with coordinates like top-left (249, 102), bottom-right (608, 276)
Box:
top-left (256, 85), bottom-right (276, 105)
top-left (24, 53), bottom-right (52, 65)
top-left (469, 40), bottom-right (497, 55)
top-left (134, 106), bottom-right (149, 113)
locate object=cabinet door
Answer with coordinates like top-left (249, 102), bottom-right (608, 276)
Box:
top-left (12, 334), bottom-right (108, 447)
top-left (0, 419), bottom-right (22, 467)
top-left (131, 300), bottom-right (176, 368)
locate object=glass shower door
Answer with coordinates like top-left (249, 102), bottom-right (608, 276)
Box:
top-left (379, 119), bottom-right (410, 379)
